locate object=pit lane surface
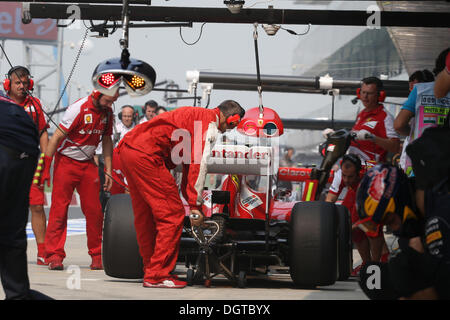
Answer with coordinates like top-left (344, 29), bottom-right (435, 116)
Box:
top-left (1, 208), bottom-right (369, 300)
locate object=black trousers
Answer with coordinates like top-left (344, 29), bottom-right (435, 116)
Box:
top-left (97, 155), bottom-right (110, 212)
top-left (0, 146), bottom-right (36, 300)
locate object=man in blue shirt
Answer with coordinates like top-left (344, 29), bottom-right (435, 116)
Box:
top-left (394, 48), bottom-right (450, 215)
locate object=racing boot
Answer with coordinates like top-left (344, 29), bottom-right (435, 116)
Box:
top-left (90, 255), bottom-right (103, 270)
top-left (143, 276), bottom-right (187, 289)
top-left (351, 263), bottom-right (365, 277)
top-left (37, 243), bottom-right (48, 266)
top-left (47, 257), bottom-right (64, 271)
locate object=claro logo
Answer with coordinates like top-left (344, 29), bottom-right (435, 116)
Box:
top-left (278, 168), bottom-right (310, 176)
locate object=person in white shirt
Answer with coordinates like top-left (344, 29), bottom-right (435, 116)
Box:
top-left (139, 100), bottom-right (158, 124)
top-left (95, 104), bottom-right (137, 208)
top-left (114, 105), bottom-right (136, 146)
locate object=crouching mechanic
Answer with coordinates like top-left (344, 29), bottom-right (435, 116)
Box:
top-left (117, 100), bottom-right (245, 288)
top-left (326, 154), bottom-right (388, 276)
top-left (39, 90), bottom-right (116, 270)
top-left (355, 164), bottom-right (450, 300)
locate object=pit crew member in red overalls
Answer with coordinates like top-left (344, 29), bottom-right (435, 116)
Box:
top-left (4, 66), bottom-right (49, 265)
top-left (40, 90), bottom-right (117, 270)
top-left (109, 147), bottom-right (128, 195)
top-left (349, 76), bottom-right (400, 163)
top-left (325, 154), bottom-right (387, 276)
top-left (117, 100), bottom-right (245, 288)
top-left (333, 77), bottom-right (399, 272)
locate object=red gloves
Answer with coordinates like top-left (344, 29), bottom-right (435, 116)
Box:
top-left (39, 155), bottom-right (53, 187)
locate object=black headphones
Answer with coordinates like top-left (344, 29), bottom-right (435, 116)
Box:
top-left (118, 105), bottom-right (138, 124)
top-left (341, 153), bottom-right (362, 173)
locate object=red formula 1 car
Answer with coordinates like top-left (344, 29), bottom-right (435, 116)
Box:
top-left (102, 108), bottom-right (353, 288)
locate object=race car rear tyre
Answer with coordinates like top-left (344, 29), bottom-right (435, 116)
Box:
top-left (336, 204), bottom-right (352, 281)
top-left (186, 268), bottom-right (195, 286)
top-left (102, 193), bottom-right (144, 279)
top-left (238, 271), bottom-right (247, 289)
top-left (289, 201), bottom-right (338, 287)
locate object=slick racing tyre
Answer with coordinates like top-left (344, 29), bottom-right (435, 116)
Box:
top-left (289, 201), bottom-right (338, 287)
top-left (336, 204), bottom-right (352, 281)
top-left (102, 193), bottom-right (143, 279)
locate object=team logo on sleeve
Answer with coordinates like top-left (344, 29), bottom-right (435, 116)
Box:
top-left (84, 114), bottom-right (93, 124)
top-left (363, 121), bottom-right (377, 129)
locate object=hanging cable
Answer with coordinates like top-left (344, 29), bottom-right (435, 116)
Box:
top-left (253, 23), bottom-right (264, 114)
top-left (331, 93), bottom-right (335, 130)
top-left (179, 23), bottom-right (207, 46)
top-left (49, 27), bottom-right (89, 121)
top-left (246, 0), bottom-right (274, 9)
top-left (280, 24), bottom-right (311, 36)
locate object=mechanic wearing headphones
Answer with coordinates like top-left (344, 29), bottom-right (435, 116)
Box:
top-left (106, 105), bottom-right (136, 196)
top-left (117, 100), bottom-right (245, 288)
top-left (94, 104), bottom-right (137, 209)
top-left (38, 90), bottom-right (117, 271)
top-left (3, 66), bottom-right (50, 266)
top-left (326, 154), bottom-right (388, 276)
top-left (349, 76), bottom-right (400, 163)
top-left (115, 105), bottom-right (136, 145)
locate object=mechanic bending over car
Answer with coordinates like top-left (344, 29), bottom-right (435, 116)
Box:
top-left (356, 163), bottom-right (450, 300)
top-left (116, 100), bottom-right (245, 289)
top-left (326, 154), bottom-right (388, 276)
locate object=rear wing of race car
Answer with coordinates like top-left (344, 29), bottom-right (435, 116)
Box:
top-left (277, 167), bottom-right (336, 201)
top-left (207, 144), bottom-right (275, 177)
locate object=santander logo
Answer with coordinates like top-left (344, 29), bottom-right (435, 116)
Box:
top-left (211, 147), bottom-right (270, 160)
top-left (207, 145), bottom-right (273, 175)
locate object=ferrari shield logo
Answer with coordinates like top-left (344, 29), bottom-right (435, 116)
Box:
top-left (84, 114), bottom-right (93, 124)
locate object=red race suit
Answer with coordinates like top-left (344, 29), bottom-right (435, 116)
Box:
top-left (16, 96), bottom-right (49, 206)
top-left (348, 104), bottom-right (399, 162)
top-left (328, 169), bottom-right (368, 242)
top-left (117, 106), bottom-right (220, 283)
top-left (45, 95), bottom-right (113, 262)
